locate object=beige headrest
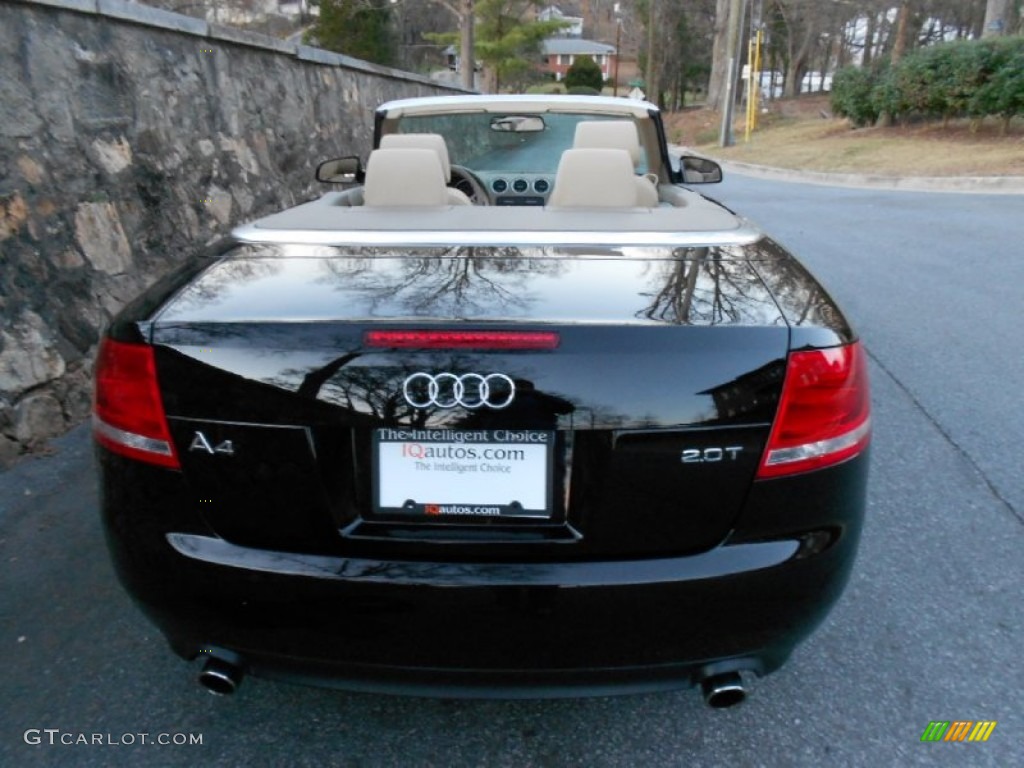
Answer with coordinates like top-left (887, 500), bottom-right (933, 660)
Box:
top-left (380, 133), bottom-right (453, 182)
top-left (363, 148), bottom-right (449, 207)
top-left (573, 121), bottom-right (642, 167)
top-left (548, 149), bottom-right (641, 208)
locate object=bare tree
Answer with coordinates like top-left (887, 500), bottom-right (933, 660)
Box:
top-left (432, 0), bottom-right (476, 89)
top-left (705, 0), bottom-right (732, 109)
top-left (644, 0), bottom-right (659, 101)
top-left (773, 0), bottom-right (822, 98)
top-left (982, 0), bottom-right (1013, 36)
top-left (639, 0), bottom-right (692, 108)
top-left (890, 0), bottom-right (916, 62)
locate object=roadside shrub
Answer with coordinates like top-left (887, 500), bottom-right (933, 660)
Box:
top-left (901, 43), bottom-right (964, 119)
top-left (832, 36), bottom-right (1024, 129)
top-left (969, 37), bottom-right (1024, 132)
top-left (939, 41), bottom-right (990, 123)
top-left (869, 63), bottom-right (907, 124)
top-left (892, 47), bottom-right (941, 118)
top-left (831, 66), bottom-right (880, 127)
top-left (564, 55), bottom-right (604, 92)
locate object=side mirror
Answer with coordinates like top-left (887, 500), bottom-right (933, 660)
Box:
top-left (675, 155), bottom-right (723, 185)
top-left (316, 156), bottom-right (364, 184)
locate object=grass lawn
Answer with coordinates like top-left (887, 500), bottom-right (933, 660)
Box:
top-left (665, 95), bottom-right (1024, 177)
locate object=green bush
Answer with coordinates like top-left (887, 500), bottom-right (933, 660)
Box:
top-left (870, 63), bottom-right (907, 123)
top-left (896, 44), bottom-right (952, 118)
top-left (831, 36), bottom-right (1024, 128)
top-left (308, 0), bottom-right (395, 65)
top-left (970, 37), bottom-right (1024, 131)
top-left (940, 41), bottom-right (989, 121)
top-left (564, 55), bottom-right (604, 92)
top-left (831, 67), bottom-right (881, 127)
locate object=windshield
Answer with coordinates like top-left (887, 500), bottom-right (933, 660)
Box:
top-left (394, 113), bottom-right (649, 175)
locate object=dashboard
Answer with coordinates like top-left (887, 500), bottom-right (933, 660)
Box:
top-left (462, 170), bottom-right (555, 206)
top-left (485, 174), bottom-right (551, 206)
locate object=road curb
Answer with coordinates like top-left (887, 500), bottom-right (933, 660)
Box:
top-left (671, 146), bottom-right (1024, 195)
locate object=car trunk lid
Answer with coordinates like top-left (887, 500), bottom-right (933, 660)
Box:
top-left (150, 245), bottom-right (789, 558)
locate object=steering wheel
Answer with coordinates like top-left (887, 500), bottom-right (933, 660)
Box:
top-left (450, 165), bottom-right (490, 205)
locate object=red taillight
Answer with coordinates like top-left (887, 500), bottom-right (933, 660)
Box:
top-left (757, 342), bottom-right (871, 479)
top-left (93, 339), bottom-right (179, 469)
top-left (365, 330), bottom-right (560, 350)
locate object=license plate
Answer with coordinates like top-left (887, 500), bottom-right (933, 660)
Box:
top-left (373, 428), bottom-right (554, 519)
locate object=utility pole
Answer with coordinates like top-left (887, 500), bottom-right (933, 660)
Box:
top-left (719, 0), bottom-right (745, 147)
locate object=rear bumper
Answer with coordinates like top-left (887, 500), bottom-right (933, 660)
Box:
top-left (98, 448), bottom-right (868, 697)
top-left (189, 647), bottom-right (790, 700)
top-left (162, 534), bottom-right (804, 697)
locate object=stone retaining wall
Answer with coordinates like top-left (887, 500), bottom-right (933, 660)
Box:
top-left (0, 0), bottom-right (466, 466)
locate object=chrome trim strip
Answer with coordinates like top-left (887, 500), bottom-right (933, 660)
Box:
top-left (231, 224), bottom-right (764, 248)
top-left (169, 416), bottom-right (310, 430)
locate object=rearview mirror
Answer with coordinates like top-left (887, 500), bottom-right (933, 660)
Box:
top-left (676, 155), bottom-right (723, 185)
top-left (316, 156), bottom-right (364, 184)
top-left (490, 116), bottom-right (546, 133)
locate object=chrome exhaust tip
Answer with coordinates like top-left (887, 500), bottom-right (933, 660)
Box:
top-left (199, 657), bottom-right (244, 696)
top-left (700, 671), bottom-right (746, 709)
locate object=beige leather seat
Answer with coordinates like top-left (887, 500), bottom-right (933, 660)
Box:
top-left (547, 148), bottom-right (642, 208)
top-left (573, 121), bottom-right (659, 206)
top-left (362, 148), bottom-right (451, 207)
top-left (379, 133), bottom-right (472, 205)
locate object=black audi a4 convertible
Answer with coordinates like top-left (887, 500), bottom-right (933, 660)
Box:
top-left (94, 95), bottom-right (870, 707)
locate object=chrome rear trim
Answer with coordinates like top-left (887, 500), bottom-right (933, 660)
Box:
top-left (232, 224), bottom-right (764, 249)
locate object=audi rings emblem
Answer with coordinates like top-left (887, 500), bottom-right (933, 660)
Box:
top-left (402, 372), bottom-right (516, 410)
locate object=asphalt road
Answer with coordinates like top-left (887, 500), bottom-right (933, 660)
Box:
top-left (2, 175), bottom-right (1022, 767)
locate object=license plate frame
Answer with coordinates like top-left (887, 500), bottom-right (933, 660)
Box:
top-left (372, 428), bottom-right (555, 520)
